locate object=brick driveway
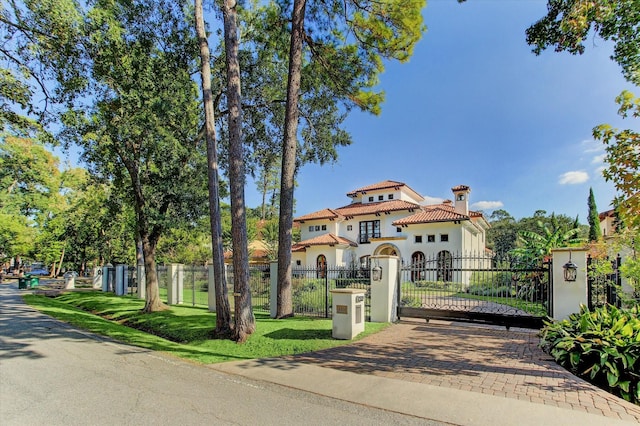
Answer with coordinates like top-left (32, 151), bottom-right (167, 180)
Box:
top-left (289, 320), bottom-right (640, 423)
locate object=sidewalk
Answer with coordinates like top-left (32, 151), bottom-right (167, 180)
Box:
top-left (212, 320), bottom-right (640, 425)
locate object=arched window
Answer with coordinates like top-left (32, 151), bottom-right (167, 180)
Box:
top-left (437, 250), bottom-right (452, 282)
top-left (316, 255), bottom-right (327, 278)
top-left (411, 251), bottom-right (425, 282)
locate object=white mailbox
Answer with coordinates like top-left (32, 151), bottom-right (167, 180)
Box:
top-left (330, 288), bottom-right (367, 340)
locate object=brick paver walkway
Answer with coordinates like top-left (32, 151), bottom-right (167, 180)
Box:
top-left (289, 320), bottom-right (640, 423)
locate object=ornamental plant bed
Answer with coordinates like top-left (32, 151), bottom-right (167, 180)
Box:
top-left (540, 304), bottom-right (640, 405)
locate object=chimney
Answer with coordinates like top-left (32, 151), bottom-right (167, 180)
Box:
top-left (451, 185), bottom-right (470, 216)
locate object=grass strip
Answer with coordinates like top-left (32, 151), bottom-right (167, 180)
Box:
top-left (23, 291), bottom-right (388, 364)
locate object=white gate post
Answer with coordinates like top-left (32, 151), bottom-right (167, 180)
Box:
top-left (552, 248), bottom-right (589, 320)
top-left (207, 264), bottom-right (216, 312)
top-left (167, 263), bottom-right (184, 305)
top-left (269, 261), bottom-right (278, 318)
top-left (92, 267), bottom-right (102, 289)
top-left (370, 255), bottom-right (400, 323)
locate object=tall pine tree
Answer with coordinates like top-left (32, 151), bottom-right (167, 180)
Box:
top-left (588, 187), bottom-right (602, 242)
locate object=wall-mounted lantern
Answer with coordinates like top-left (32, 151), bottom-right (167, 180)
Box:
top-left (563, 251), bottom-right (578, 282)
top-left (371, 264), bottom-right (383, 282)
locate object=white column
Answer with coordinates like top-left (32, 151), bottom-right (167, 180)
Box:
top-left (92, 267), bottom-right (102, 289)
top-left (137, 264), bottom-right (146, 300)
top-left (552, 248), bottom-right (588, 320)
top-left (167, 263), bottom-right (184, 305)
top-left (269, 261), bottom-right (278, 318)
top-left (370, 255), bottom-right (400, 323)
top-left (64, 275), bottom-right (75, 289)
top-left (115, 264), bottom-right (125, 295)
top-left (207, 264), bottom-right (216, 312)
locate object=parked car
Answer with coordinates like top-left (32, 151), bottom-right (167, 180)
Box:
top-left (29, 268), bottom-right (49, 276)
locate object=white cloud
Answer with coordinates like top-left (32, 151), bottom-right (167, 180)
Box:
top-left (581, 139), bottom-right (603, 154)
top-left (471, 201), bottom-right (504, 211)
top-left (591, 153), bottom-right (606, 164)
top-left (422, 196), bottom-right (444, 205)
top-left (559, 171), bottom-right (589, 185)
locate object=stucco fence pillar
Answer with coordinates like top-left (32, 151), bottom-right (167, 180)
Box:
top-left (369, 255), bottom-right (400, 323)
top-left (551, 247), bottom-right (589, 321)
top-left (167, 263), bottom-right (184, 305)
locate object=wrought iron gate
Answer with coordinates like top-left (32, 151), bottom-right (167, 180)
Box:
top-left (587, 254), bottom-right (622, 310)
top-left (397, 252), bottom-right (552, 328)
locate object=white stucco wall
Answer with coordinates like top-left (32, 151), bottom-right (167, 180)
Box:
top-left (552, 248), bottom-right (589, 321)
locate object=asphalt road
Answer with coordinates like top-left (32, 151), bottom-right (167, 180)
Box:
top-left (0, 283), bottom-right (438, 426)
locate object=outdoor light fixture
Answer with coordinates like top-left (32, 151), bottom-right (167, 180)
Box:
top-left (371, 261), bottom-right (382, 282)
top-left (563, 251), bottom-right (578, 282)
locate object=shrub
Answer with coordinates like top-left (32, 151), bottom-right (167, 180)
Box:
top-left (400, 295), bottom-right (422, 307)
top-left (466, 284), bottom-right (514, 297)
top-left (540, 304), bottom-right (640, 404)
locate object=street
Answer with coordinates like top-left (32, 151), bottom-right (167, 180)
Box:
top-left (0, 283), bottom-right (434, 426)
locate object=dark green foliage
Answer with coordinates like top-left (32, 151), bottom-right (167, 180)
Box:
top-left (527, 0), bottom-right (639, 86)
top-left (588, 187), bottom-right (602, 241)
top-left (540, 305), bottom-right (640, 404)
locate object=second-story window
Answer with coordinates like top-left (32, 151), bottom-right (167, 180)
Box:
top-left (321, 225), bottom-right (327, 231)
top-left (415, 235), bottom-right (423, 243)
top-left (359, 220), bottom-right (380, 243)
top-left (441, 234), bottom-right (449, 242)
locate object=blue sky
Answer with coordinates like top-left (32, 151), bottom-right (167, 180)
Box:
top-left (243, 0), bottom-right (635, 222)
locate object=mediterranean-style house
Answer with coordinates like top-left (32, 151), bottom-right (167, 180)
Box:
top-left (599, 209), bottom-right (618, 238)
top-left (291, 180), bottom-right (490, 278)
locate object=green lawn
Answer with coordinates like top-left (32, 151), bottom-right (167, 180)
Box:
top-left (23, 291), bottom-right (388, 364)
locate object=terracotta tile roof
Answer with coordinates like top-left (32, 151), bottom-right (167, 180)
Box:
top-left (392, 204), bottom-right (470, 226)
top-left (599, 209), bottom-right (615, 221)
top-left (294, 200), bottom-right (420, 222)
top-left (293, 233), bottom-right (358, 249)
top-left (346, 180), bottom-right (407, 196)
top-left (335, 200), bottom-right (420, 217)
top-left (451, 184), bottom-right (470, 192)
top-left (294, 208), bottom-right (343, 222)
top-left (346, 180), bottom-right (424, 201)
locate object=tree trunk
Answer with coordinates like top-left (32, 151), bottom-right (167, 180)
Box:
top-left (141, 233), bottom-right (168, 313)
top-left (195, 0), bottom-right (232, 336)
top-left (276, 0), bottom-right (306, 319)
top-left (222, 0), bottom-right (255, 342)
top-left (56, 247), bottom-right (65, 277)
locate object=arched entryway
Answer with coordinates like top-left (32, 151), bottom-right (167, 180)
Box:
top-left (374, 243), bottom-right (400, 258)
top-left (316, 254), bottom-right (327, 278)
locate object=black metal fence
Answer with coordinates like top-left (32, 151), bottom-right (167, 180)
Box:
top-left (398, 252), bottom-right (551, 328)
top-left (224, 263), bottom-right (270, 313)
top-left (107, 263), bottom-right (370, 318)
top-left (588, 254), bottom-right (621, 310)
top-left (290, 265), bottom-right (370, 319)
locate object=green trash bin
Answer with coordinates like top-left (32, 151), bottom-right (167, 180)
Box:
top-left (18, 277), bottom-right (28, 289)
top-left (29, 276), bottom-right (39, 288)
